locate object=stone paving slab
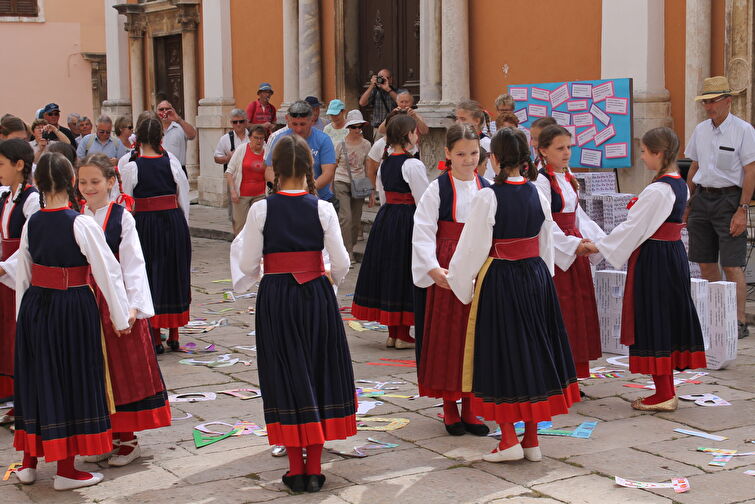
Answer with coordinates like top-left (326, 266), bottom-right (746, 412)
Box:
top-left (566, 446), bottom-right (705, 480)
top-left (532, 474), bottom-right (674, 503)
top-left (473, 456), bottom-right (590, 488)
top-left (645, 464), bottom-right (755, 503)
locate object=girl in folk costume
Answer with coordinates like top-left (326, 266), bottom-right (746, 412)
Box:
top-left (534, 125), bottom-right (605, 378)
top-left (412, 124), bottom-right (490, 436)
top-left (529, 117), bottom-right (557, 169)
top-left (447, 128), bottom-right (580, 463)
top-left (455, 100), bottom-right (494, 180)
top-left (120, 117), bottom-right (191, 353)
top-left (230, 135), bottom-right (356, 493)
top-left (78, 153), bottom-right (171, 466)
top-left (352, 115), bottom-right (429, 349)
top-left (592, 127), bottom-right (706, 411)
top-left (12, 153), bottom-right (133, 490)
top-left (0, 139), bottom-right (40, 423)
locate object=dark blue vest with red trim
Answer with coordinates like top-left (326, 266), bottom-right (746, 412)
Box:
top-left (28, 209), bottom-right (88, 267)
top-left (654, 175), bottom-right (687, 223)
top-left (103, 203), bottom-right (124, 255)
top-left (380, 154), bottom-right (413, 194)
top-left (134, 154), bottom-right (177, 198)
top-left (0, 186), bottom-right (39, 239)
top-left (538, 168), bottom-right (570, 213)
top-left (490, 181), bottom-right (545, 239)
top-left (262, 193), bottom-right (324, 254)
top-left (437, 172), bottom-right (490, 222)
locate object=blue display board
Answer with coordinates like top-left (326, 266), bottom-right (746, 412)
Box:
top-left (507, 78), bottom-right (633, 169)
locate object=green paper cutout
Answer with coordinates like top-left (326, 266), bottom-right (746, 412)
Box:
top-left (193, 427), bottom-right (241, 448)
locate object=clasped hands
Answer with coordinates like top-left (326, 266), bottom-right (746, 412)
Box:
top-left (576, 239), bottom-right (599, 256)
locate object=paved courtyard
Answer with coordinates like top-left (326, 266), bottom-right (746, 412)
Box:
top-left (0, 206), bottom-right (753, 504)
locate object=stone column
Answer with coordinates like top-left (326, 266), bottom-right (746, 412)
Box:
top-left (602, 0), bottom-right (671, 194)
top-left (115, 4), bottom-right (146, 124)
top-left (298, 0), bottom-right (321, 100)
top-left (179, 8), bottom-right (199, 186)
top-left (685, 0), bottom-right (711, 143)
top-left (419, 0), bottom-right (441, 104)
top-left (197, 0), bottom-right (236, 207)
top-left (280, 0), bottom-right (299, 120)
top-left (101, 0), bottom-right (131, 120)
top-left (441, 0), bottom-right (470, 105)
top-left (725, 0), bottom-right (754, 123)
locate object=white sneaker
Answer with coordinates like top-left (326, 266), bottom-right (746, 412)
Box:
top-left (0, 413), bottom-right (14, 425)
top-left (108, 440), bottom-right (141, 467)
top-left (523, 446), bottom-right (542, 462)
top-left (53, 472), bottom-right (104, 491)
top-left (83, 439), bottom-right (120, 463)
top-left (482, 443), bottom-right (524, 463)
top-left (15, 467), bottom-right (36, 484)
top-left (271, 445), bottom-right (287, 457)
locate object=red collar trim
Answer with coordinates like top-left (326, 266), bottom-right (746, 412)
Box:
top-left (390, 152), bottom-right (408, 156)
top-left (277, 191), bottom-right (308, 197)
top-left (140, 155), bottom-right (164, 159)
top-left (40, 203), bottom-right (72, 212)
top-left (504, 179), bottom-right (527, 185)
top-left (659, 173), bottom-right (682, 179)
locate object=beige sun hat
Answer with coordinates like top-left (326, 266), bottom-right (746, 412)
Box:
top-left (695, 76), bottom-right (738, 101)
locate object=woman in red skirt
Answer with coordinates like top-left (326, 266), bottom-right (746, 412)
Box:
top-left (412, 124), bottom-right (489, 436)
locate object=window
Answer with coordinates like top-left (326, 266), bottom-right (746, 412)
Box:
top-left (0, 0), bottom-right (38, 17)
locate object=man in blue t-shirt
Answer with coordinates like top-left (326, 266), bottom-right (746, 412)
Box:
top-left (264, 100), bottom-right (338, 209)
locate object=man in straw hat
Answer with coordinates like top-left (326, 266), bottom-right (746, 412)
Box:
top-left (685, 76), bottom-right (755, 339)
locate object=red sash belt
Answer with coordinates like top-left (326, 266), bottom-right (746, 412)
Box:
top-left (384, 191), bottom-right (415, 205)
top-left (263, 251), bottom-right (325, 284)
top-left (437, 220), bottom-right (464, 241)
top-left (620, 222), bottom-right (685, 346)
top-left (133, 195), bottom-right (178, 213)
top-left (552, 211), bottom-right (576, 230)
top-left (489, 236), bottom-right (539, 260)
top-left (1, 238), bottom-right (20, 261)
top-left (31, 263), bottom-right (91, 290)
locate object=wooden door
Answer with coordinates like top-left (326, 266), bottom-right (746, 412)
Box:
top-left (153, 34), bottom-right (184, 118)
top-left (358, 0), bottom-right (420, 107)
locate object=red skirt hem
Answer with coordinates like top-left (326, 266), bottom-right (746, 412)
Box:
top-left (418, 385), bottom-right (473, 401)
top-left (110, 404), bottom-right (172, 433)
top-left (150, 311), bottom-right (190, 328)
top-left (351, 304), bottom-right (414, 326)
top-left (265, 414), bottom-right (357, 447)
top-left (13, 429), bottom-right (113, 462)
top-left (629, 351), bottom-right (707, 375)
top-left (471, 382), bottom-right (581, 424)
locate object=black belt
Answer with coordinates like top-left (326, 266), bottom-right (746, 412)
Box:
top-left (698, 185), bottom-right (740, 195)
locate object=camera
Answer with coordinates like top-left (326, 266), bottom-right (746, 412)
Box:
top-left (375, 76), bottom-right (385, 85)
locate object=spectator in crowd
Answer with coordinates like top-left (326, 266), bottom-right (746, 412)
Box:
top-left (323, 99), bottom-right (348, 146)
top-left (0, 116), bottom-right (31, 141)
top-left (685, 76), bottom-right (755, 339)
top-left (214, 109), bottom-right (249, 170)
top-left (46, 141), bottom-right (77, 166)
top-left (157, 99), bottom-right (197, 175)
top-left (40, 103), bottom-right (77, 145)
top-left (305, 96), bottom-right (328, 131)
top-left (495, 111), bottom-right (519, 130)
top-left (333, 110), bottom-right (371, 262)
top-left (225, 124), bottom-right (267, 235)
top-left (488, 94), bottom-right (516, 136)
top-left (376, 90), bottom-right (429, 136)
top-left (30, 118), bottom-right (50, 162)
top-left (358, 69), bottom-right (398, 130)
top-left (245, 82), bottom-right (277, 136)
top-left (67, 113), bottom-right (81, 138)
top-left (75, 114), bottom-right (128, 164)
top-left (78, 116), bottom-right (93, 138)
top-left (264, 100), bottom-right (337, 208)
top-left (114, 115), bottom-right (134, 149)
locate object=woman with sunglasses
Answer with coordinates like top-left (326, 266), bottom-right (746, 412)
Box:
top-left (333, 110), bottom-right (371, 262)
top-left (114, 116), bottom-right (134, 150)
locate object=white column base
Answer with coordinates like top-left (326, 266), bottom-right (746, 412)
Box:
top-left (196, 97), bottom-right (236, 207)
top-left (100, 99), bottom-right (132, 121)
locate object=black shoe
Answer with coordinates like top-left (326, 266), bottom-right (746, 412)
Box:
top-left (167, 340), bottom-right (180, 351)
top-left (155, 344), bottom-right (165, 355)
top-left (444, 422), bottom-right (466, 436)
top-left (282, 473), bottom-right (306, 493)
top-left (463, 421), bottom-right (490, 436)
top-left (305, 474), bottom-right (326, 493)
top-left (738, 322), bottom-right (749, 339)
top-left (580, 390), bottom-right (587, 398)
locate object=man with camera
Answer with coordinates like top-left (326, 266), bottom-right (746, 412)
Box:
top-left (40, 103), bottom-right (77, 145)
top-left (358, 69), bottom-right (398, 132)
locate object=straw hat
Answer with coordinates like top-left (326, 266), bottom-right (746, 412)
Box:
top-left (694, 76), bottom-right (738, 101)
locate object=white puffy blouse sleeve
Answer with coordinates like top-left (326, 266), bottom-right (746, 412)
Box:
top-left (170, 156), bottom-right (190, 222)
top-left (74, 215), bottom-right (131, 330)
top-left (412, 180), bottom-right (440, 288)
top-left (13, 223), bottom-right (31, 313)
top-left (447, 188), bottom-right (496, 305)
top-left (118, 210), bottom-right (155, 318)
top-left (534, 173), bottom-right (580, 271)
top-left (536, 189), bottom-right (556, 276)
top-left (401, 158), bottom-right (430, 204)
top-left (319, 200), bottom-right (350, 286)
top-left (595, 183), bottom-right (675, 268)
top-left (231, 200), bottom-right (266, 293)
top-left (0, 193), bottom-right (41, 289)
top-left (120, 160), bottom-right (137, 197)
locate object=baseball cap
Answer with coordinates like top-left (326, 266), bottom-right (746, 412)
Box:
top-left (257, 83), bottom-right (274, 94)
top-left (305, 96), bottom-right (323, 108)
top-left (42, 103), bottom-right (60, 115)
top-left (326, 99), bottom-right (345, 116)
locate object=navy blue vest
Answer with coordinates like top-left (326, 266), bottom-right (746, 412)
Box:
top-left (655, 175), bottom-right (687, 223)
top-left (27, 209), bottom-right (88, 267)
top-left (437, 172), bottom-right (490, 222)
top-left (262, 193), bottom-right (324, 254)
top-left (103, 203), bottom-right (124, 255)
top-left (538, 168), bottom-right (572, 213)
top-left (134, 154), bottom-right (177, 198)
top-left (490, 181), bottom-right (545, 239)
top-left (380, 154), bottom-right (413, 194)
top-left (0, 186), bottom-right (39, 239)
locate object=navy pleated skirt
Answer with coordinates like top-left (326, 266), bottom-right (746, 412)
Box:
top-left (255, 273), bottom-right (357, 447)
top-left (134, 208), bottom-right (191, 327)
top-left (14, 285), bottom-right (113, 461)
top-left (352, 203), bottom-right (415, 326)
top-left (466, 257), bottom-right (580, 424)
top-left (630, 240), bottom-right (706, 374)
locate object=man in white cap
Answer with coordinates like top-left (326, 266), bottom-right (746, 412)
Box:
top-left (685, 76), bottom-right (755, 339)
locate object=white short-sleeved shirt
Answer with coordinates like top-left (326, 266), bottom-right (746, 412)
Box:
top-left (214, 130), bottom-right (248, 159)
top-left (163, 122), bottom-right (188, 166)
top-left (684, 113), bottom-right (755, 188)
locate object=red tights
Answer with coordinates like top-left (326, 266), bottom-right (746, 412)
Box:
top-left (642, 374), bottom-right (675, 405)
top-left (442, 398), bottom-right (484, 425)
top-left (388, 325), bottom-right (414, 343)
top-left (496, 422), bottom-right (539, 451)
top-left (285, 444), bottom-right (324, 475)
top-left (22, 454), bottom-right (93, 480)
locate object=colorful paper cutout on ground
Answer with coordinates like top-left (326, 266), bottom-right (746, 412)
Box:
top-left (193, 427), bottom-right (242, 448)
top-left (180, 319), bottom-right (228, 334)
top-left (3, 463), bottom-right (21, 481)
top-left (356, 417), bottom-right (410, 431)
top-left (679, 393), bottom-right (732, 407)
top-left (673, 428), bottom-right (727, 441)
top-left (170, 411), bottom-right (193, 421)
top-left (367, 358), bottom-right (416, 368)
top-left (614, 476), bottom-right (689, 493)
top-left (217, 388), bottom-right (261, 400)
top-left (697, 447), bottom-right (738, 467)
top-left (168, 392), bottom-right (217, 403)
top-left (492, 421), bottom-right (598, 438)
top-left (176, 342), bottom-right (217, 354)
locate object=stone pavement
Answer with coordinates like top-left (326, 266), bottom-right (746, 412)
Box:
top-left (0, 208), bottom-right (753, 503)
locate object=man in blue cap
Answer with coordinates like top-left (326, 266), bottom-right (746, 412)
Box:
top-left (40, 103), bottom-right (77, 145)
top-left (246, 83), bottom-right (277, 136)
top-left (305, 96), bottom-right (328, 131)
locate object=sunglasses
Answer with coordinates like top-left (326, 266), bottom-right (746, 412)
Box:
top-left (157, 107), bottom-right (171, 112)
top-left (231, 119), bottom-right (247, 124)
top-left (289, 112), bottom-right (311, 118)
top-left (46, 111), bottom-right (60, 116)
top-left (126, 125), bottom-right (133, 129)
top-left (701, 95), bottom-right (729, 105)
top-left (97, 129), bottom-right (111, 135)
top-left (347, 125), bottom-right (362, 130)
